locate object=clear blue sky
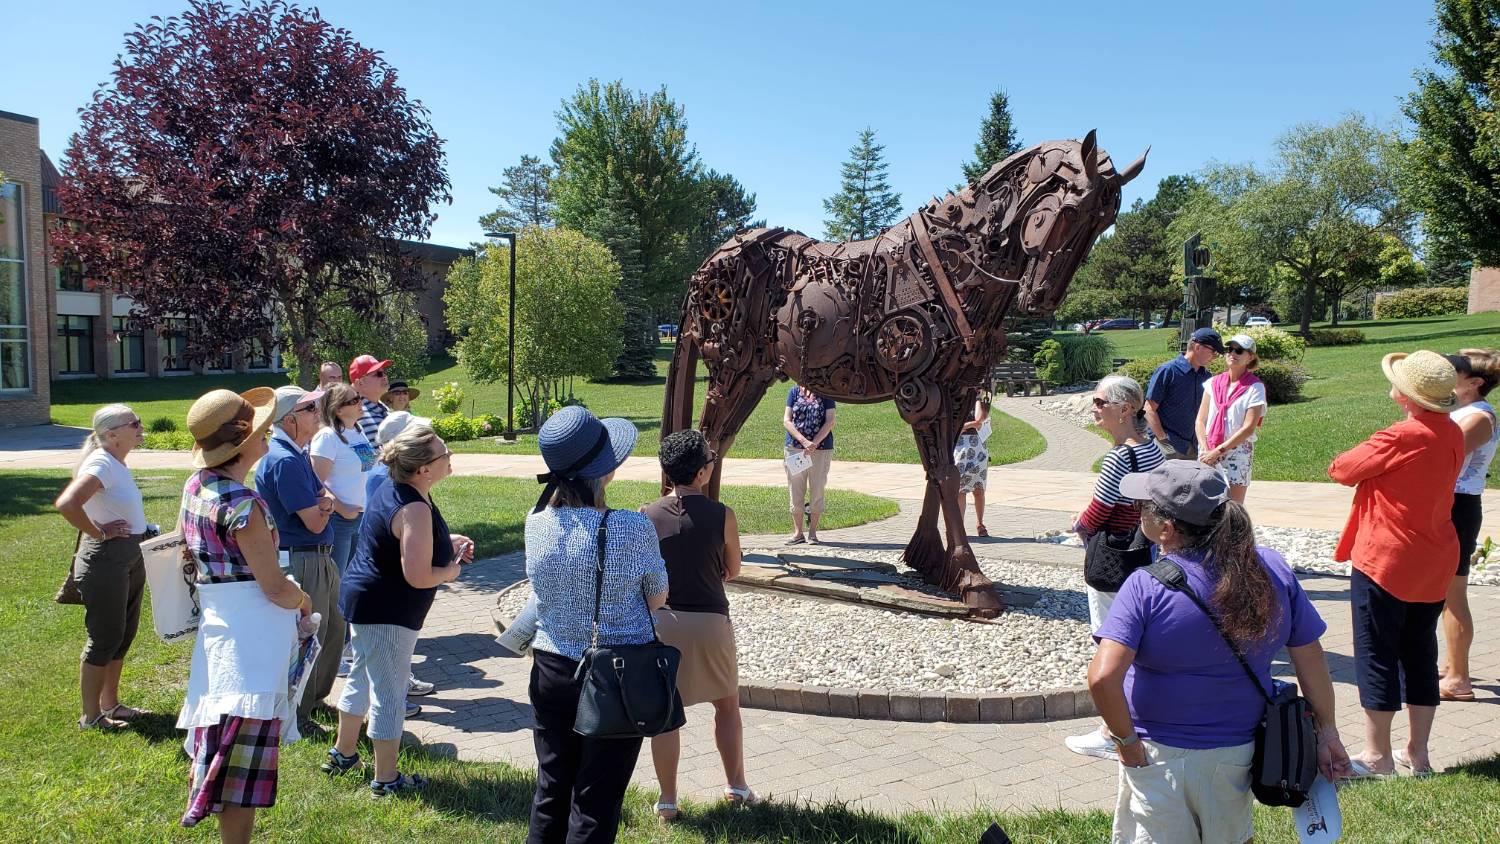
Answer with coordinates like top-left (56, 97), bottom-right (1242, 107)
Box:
top-left (3, 0), bottom-right (1438, 249)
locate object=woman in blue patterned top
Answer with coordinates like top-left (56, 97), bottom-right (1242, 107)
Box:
top-left (782, 384), bottom-right (837, 544)
top-left (525, 405), bottom-right (667, 844)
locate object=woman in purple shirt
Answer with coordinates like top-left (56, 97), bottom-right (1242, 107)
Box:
top-left (1088, 462), bottom-right (1350, 843)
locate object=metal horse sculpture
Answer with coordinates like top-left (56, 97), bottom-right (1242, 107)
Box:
top-left (662, 132), bottom-right (1146, 617)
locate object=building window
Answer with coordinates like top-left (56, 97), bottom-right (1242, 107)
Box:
top-left (54, 258), bottom-right (87, 292)
top-left (113, 316), bottom-right (145, 373)
top-left (247, 337), bottom-right (274, 370)
top-left (208, 348), bottom-right (234, 371)
top-left (161, 317), bottom-right (190, 372)
top-left (0, 183), bottom-right (30, 390)
top-left (55, 315), bottom-right (94, 375)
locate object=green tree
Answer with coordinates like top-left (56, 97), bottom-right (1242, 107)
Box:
top-left (686, 169), bottom-right (759, 278)
top-left (1403, 0), bottom-right (1500, 266)
top-left (283, 286), bottom-right (431, 385)
top-left (481, 154), bottom-right (554, 233)
top-left (1073, 175), bottom-right (1198, 324)
top-left (961, 89), bottom-right (1023, 184)
top-left (1171, 115), bottom-right (1414, 333)
top-left (823, 128), bottom-right (904, 241)
top-left (444, 226), bottom-right (623, 427)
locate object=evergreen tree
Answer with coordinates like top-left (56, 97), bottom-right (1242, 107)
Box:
top-left (961, 89), bottom-right (1024, 184)
top-left (822, 128), bottom-right (904, 241)
top-left (481, 154), bottom-right (554, 232)
top-left (1403, 0), bottom-right (1500, 266)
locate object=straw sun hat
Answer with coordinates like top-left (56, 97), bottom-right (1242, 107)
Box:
top-left (1381, 350), bottom-right (1459, 413)
top-left (186, 387), bottom-right (277, 468)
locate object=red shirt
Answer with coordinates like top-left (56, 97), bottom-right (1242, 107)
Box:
top-left (1328, 413), bottom-right (1464, 602)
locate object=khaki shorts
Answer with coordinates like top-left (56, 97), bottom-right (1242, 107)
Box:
top-left (1113, 739), bottom-right (1254, 844)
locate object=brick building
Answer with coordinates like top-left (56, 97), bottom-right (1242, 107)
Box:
top-left (0, 108), bottom-right (467, 426)
top-left (1470, 266), bottom-right (1500, 314)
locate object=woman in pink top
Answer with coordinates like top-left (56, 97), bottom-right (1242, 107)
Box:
top-left (1195, 333), bottom-right (1267, 503)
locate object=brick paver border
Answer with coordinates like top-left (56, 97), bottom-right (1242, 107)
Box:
top-left (737, 680), bottom-right (1097, 723)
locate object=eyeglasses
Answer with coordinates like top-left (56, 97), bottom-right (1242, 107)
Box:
top-left (339, 398), bottom-right (362, 408)
top-left (424, 448), bottom-right (453, 465)
top-left (387, 388), bottom-right (408, 395)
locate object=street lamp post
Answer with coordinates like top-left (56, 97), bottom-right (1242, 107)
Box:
top-left (483, 230), bottom-right (518, 442)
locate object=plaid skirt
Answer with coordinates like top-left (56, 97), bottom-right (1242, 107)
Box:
top-left (180, 715), bottom-right (280, 827)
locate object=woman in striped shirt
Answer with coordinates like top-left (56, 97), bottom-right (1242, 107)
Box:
top-left (1065, 374), bottom-right (1165, 760)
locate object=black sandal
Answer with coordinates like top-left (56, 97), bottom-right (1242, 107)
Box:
top-left (321, 748), bottom-right (361, 774)
top-left (370, 772), bottom-right (428, 797)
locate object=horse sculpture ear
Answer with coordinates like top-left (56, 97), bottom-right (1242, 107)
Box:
top-left (1118, 146), bottom-right (1150, 185)
top-left (1081, 130), bottom-right (1099, 181)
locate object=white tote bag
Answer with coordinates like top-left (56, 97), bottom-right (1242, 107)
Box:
top-left (140, 531), bottom-right (201, 643)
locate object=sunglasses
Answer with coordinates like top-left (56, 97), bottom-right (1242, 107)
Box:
top-left (387, 388), bottom-right (408, 395)
top-left (112, 418), bottom-right (143, 430)
top-left (1092, 397), bottom-right (1115, 408)
top-left (339, 398), bottom-right (362, 408)
top-left (1226, 346), bottom-right (1249, 355)
top-left (294, 403), bottom-right (318, 415)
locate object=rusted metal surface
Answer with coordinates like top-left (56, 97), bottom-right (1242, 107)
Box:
top-left (663, 132), bottom-right (1146, 617)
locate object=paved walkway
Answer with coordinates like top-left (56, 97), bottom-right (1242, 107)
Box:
top-left (991, 394), bottom-right (1110, 473)
top-left (7, 422), bottom-right (1500, 815)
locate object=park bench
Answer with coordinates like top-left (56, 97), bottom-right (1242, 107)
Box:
top-left (991, 362), bottom-right (1049, 397)
top-left (1112, 357), bottom-right (1130, 370)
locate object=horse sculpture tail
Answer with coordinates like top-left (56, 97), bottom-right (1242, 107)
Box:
top-left (659, 316), bottom-right (701, 494)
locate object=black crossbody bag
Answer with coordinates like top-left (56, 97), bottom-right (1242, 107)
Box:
top-left (572, 510), bottom-right (687, 739)
top-left (1083, 446), bottom-right (1153, 591)
top-left (1143, 558), bottom-right (1319, 808)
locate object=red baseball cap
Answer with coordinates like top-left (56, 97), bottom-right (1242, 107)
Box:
top-left (348, 354), bottom-right (392, 382)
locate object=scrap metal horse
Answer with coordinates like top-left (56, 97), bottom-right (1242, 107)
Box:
top-left (662, 132), bottom-right (1145, 616)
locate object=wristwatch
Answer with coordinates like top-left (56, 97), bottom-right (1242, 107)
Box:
top-left (1110, 731), bottom-right (1141, 749)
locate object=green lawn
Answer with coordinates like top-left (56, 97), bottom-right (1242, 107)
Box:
top-left (3, 468), bottom-right (1498, 842)
top-left (49, 345), bottom-right (1047, 467)
top-left (1076, 313), bottom-right (1500, 487)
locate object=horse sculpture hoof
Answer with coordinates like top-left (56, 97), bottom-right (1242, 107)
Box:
top-left (960, 576), bottom-right (1004, 618)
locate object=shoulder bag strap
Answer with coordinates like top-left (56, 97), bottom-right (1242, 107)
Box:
top-left (1142, 558), bottom-right (1273, 705)
top-left (590, 509), bottom-right (612, 650)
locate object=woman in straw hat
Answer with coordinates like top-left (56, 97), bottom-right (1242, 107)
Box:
top-left (1329, 350), bottom-right (1466, 778)
top-left (175, 388), bottom-right (313, 840)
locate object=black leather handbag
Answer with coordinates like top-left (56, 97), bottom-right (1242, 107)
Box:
top-left (572, 510), bottom-right (687, 739)
top-left (1082, 447), bottom-right (1153, 591)
top-left (1144, 558), bottom-right (1319, 807)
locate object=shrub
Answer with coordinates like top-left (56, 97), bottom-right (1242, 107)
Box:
top-left (1115, 355), bottom-right (1307, 404)
top-left (432, 381), bottom-right (465, 416)
top-left (148, 416), bottom-right (178, 433)
top-left (1034, 334), bottom-right (1113, 384)
top-left (1213, 324), bottom-right (1305, 361)
top-left (473, 413), bottom-right (504, 438)
top-left (1373, 286), bottom-right (1468, 319)
top-left (1305, 328), bottom-right (1366, 347)
top-left (142, 430), bottom-right (193, 450)
top-left (432, 413), bottom-right (476, 442)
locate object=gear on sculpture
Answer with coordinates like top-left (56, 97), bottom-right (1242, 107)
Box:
top-left (662, 131), bottom-right (1147, 617)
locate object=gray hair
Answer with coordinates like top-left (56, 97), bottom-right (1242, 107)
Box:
top-left (75, 403), bottom-right (136, 476)
top-left (380, 424), bottom-right (440, 483)
top-left (1096, 375), bottom-right (1146, 413)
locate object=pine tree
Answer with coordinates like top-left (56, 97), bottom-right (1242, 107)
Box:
top-left (480, 154), bottom-right (554, 232)
top-left (961, 89), bottom-right (1023, 185)
top-left (822, 128), bottom-right (904, 241)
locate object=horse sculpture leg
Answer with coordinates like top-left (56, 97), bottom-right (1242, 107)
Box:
top-left (901, 389), bottom-right (1004, 617)
top-left (697, 368), bottom-right (778, 500)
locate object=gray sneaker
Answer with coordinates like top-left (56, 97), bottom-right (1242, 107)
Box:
top-left (406, 700), bottom-right (422, 719)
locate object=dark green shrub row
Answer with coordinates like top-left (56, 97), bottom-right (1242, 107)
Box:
top-left (1305, 328), bottom-right (1366, 347)
top-left (1373, 287), bottom-right (1468, 319)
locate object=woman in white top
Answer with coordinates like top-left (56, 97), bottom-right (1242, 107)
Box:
top-left (311, 384), bottom-right (377, 573)
top-left (54, 403), bottom-right (148, 729)
top-left (1195, 333), bottom-right (1267, 503)
top-left (1440, 349), bottom-right (1500, 701)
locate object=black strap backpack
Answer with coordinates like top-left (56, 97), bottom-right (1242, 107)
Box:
top-left (572, 510), bottom-right (687, 739)
top-left (1083, 446), bottom-right (1153, 591)
top-left (1143, 558), bottom-right (1319, 807)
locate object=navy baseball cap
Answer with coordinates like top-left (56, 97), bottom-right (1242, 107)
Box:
top-left (1190, 328), bottom-right (1225, 353)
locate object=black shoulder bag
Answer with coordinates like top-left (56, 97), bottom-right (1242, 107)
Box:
top-left (573, 510), bottom-right (687, 739)
top-left (1083, 446), bottom-right (1153, 591)
top-left (1143, 558), bottom-right (1318, 807)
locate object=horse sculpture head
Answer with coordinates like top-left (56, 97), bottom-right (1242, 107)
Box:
top-left (924, 130), bottom-right (1147, 317)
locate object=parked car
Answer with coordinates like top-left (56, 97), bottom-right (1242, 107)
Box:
top-left (1095, 318), bottom-right (1140, 331)
top-left (1244, 316), bottom-right (1272, 327)
top-left (658, 323), bottom-right (679, 339)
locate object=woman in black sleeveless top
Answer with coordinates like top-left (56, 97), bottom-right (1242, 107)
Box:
top-left (641, 431), bottom-right (757, 820)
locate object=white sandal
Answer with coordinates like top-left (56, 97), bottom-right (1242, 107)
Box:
top-left (654, 801), bottom-right (679, 821)
top-left (723, 785), bottom-right (761, 806)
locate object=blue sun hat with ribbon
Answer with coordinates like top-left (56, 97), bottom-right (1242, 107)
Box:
top-left (533, 405), bottom-right (638, 512)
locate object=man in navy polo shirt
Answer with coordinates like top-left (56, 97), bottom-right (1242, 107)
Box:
top-left (259, 385), bottom-right (344, 732)
top-left (1145, 328), bottom-right (1223, 460)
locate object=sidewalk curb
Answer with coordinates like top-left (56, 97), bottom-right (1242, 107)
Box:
top-left (737, 680), bottom-right (1097, 723)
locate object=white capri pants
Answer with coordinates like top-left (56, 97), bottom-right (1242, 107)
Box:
top-left (336, 622), bottom-right (420, 741)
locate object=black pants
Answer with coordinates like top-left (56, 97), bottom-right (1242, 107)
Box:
top-left (1351, 568), bottom-right (1445, 711)
top-left (527, 649), bottom-right (642, 844)
top-left (1454, 493), bottom-right (1483, 578)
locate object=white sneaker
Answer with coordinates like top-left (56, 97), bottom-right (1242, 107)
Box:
top-left (1064, 729), bottom-right (1119, 760)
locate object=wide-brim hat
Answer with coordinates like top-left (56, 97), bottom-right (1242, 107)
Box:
top-left (1382, 351), bottom-right (1458, 413)
top-left (381, 382), bottom-right (421, 404)
top-left (187, 387), bottom-right (277, 468)
top-left (538, 405), bottom-right (638, 482)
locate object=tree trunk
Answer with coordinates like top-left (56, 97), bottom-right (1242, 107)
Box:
top-left (1299, 282), bottom-right (1315, 335)
top-left (285, 302), bottom-right (319, 389)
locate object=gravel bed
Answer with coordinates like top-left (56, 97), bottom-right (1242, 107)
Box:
top-left (495, 551), bottom-right (1095, 694)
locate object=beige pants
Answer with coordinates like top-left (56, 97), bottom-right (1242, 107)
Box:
top-left (1113, 739), bottom-right (1255, 843)
top-left (786, 448), bottom-right (832, 514)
